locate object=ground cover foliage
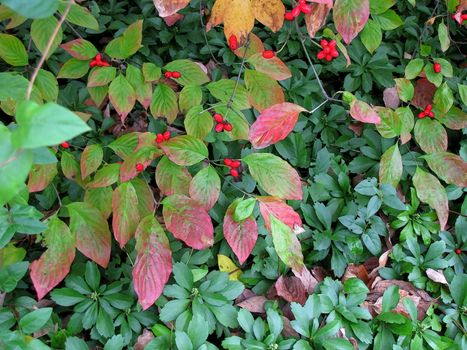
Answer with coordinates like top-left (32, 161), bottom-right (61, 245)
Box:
top-left (0, 0), bottom-right (466, 349)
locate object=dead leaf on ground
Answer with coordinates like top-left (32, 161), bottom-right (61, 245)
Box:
top-left (275, 276), bottom-right (307, 305)
top-left (237, 295), bottom-right (268, 313)
top-left (134, 329), bottom-right (155, 350)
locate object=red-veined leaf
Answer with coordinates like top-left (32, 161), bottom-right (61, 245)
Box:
top-left (68, 202), bottom-right (111, 268)
top-left (159, 135), bottom-right (208, 166)
top-left (132, 215), bottom-right (172, 310)
top-left (333, 0), bottom-right (369, 44)
top-left (258, 196), bottom-right (302, 231)
top-left (80, 144), bottom-right (103, 179)
top-left (305, 3), bottom-right (331, 38)
top-left (30, 216), bottom-right (75, 300)
top-left (413, 167), bottom-right (449, 231)
top-left (423, 152), bottom-right (467, 187)
top-left (162, 194), bottom-right (214, 249)
top-left (28, 163), bottom-right (57, 193)
top-left (112, 182), bottom-right (140, 248)
top-left (349, 99), bottom-right (381, 124)
top-left (223, 199), bottom-right (258, 264)
top-left (156, 156), bottom-right (192, 196)
top-left (249, 102), bottom-right (306, 149)
top-left (247, 53), bottom-right (292, 81)
top-left (189, 165), bottom-right (221, 211)
top-left (243, 153), bottom-right (303, 200)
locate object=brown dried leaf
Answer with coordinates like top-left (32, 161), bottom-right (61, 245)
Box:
top-left (134, 329), bottom-right (155, 350)
top-left (426, 268), bottom-right (448, 285)
top-left (275, 276), bottom-right (307, 305)
top-left (237, 296), bottom-right (268, 313)
top-left (292, 266), bottom-right (318, 293)
top-left (342, 264), bottom-right (369, 284)
top-left (383, 87), bottom-right (400, 109)
top-left (305, 4), bottom-right (331, 38)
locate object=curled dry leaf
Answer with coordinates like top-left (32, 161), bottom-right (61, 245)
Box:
top-left (134, 329), bottom-right (155, 350)
top-left (305, 3), bottom-right (331, 38)
top-left (292, 266), bottom-right (318, 293)
top-left (275, 276), bottom-right (307, 305)
top-left (425, 268), bottom-right (448, 285)
top-left (342, 264), bottom-right (369, 284)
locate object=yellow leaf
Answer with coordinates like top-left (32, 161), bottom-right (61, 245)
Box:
top-left (218, 254), bottom-right (242, 281)
top-left (251, 0), bottom-right (285, 32)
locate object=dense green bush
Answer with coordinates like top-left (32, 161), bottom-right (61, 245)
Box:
top-left (0, 0), bottom-right (466, 349)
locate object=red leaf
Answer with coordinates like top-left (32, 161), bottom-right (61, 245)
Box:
top-left (112, 182), bottom-right (140, 248)
top-left (292, 266), bottom-right (319, 294)
top-left (249, 102), bottom-right (306, 149)
top-left (189, 165), bottom-right (221, 211)
top-left (275, 276), bottom-right (307, 305)
top-left (258, 196), bottom-right (302, 232)
top-left (237, 296), bottom-right (268, 313)
top-left (412, 78), bottom-right (436, 109)
top-left (333, 0), bottom-right (369, 44)
top-left (30, 216), bottom-right (75, 300)
top-left (162, 194), bottom-right (214, 249)
top-left (223, 199), bottom-right (258, 264)
top-left (132, 215), bottom-right (172, 310)
top-left (349, 99), bottom-right (381, 124)
top-left (68, 202), bottom-right (111, 268)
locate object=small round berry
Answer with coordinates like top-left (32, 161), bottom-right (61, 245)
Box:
top-left (163, 131), bottom-right (171, 140)
top-left (215, 123), bottom-right (225, 133)
top-left (329, 40), bottom-right (336, 47)
top-left (325, 54), bottom-right (333, 62)
top-left (230, 169), bottom-right (239, 177)
top-left (95, 53), bottom-right (102, 61)
top-left (155, 134), bottom-right (164, 143)
top-left (229, 35), bottom-right (238, 51)
top-left (284, 12), bottom-right (294, 21)
top-left (433, 62), bottom-right (442, 73)
top-left (213, 113), bottom-right (224, 123)
top-left (172, 71), bottom-right (181, 79)
top-left (425, 104), bottom-right (432, 111)
top-left (292, 6), bottom-right (301, 17)
top-left (60, 141), bottom-right (70, 149)
top-left (320, 39), bottom-right (329, 47)
top-left (462, 14), bottom-right (467, 20)
top-left (90, 61), bottom-right (97, 68)
top-left (164, 71), bottom-right (173, 78)
top-left (323, 46), bottom-right (331, 54)
top-left (418, 112), bottom-right (426, 119)
top-left (428, 111), bottom-right (435, 118)
top-left (224, 158), bottom-right (233, 166)
top-left (331, 50), bottom-right (339, 58)
top-left (455, 248), bottom-right (462, 255)
top-left (300, 3), bottom-right (312, 14)
top-left (299, 0), bottom-right (306, 4)
top-left (136, 163), bottom-right (144, 172)
top-left (262, 50), bottom-right (275, 59)
top-left (100, 61), bottom-right (111, 67)
top-left (223, 122), bottom-right (233, 132)
top-left (317, 51), bottom-right (326, 60)
top-left (231, 160), bottom-right (241, 168)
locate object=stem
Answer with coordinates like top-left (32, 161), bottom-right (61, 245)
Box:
top-left (26, 0), bottom-right (73, 100)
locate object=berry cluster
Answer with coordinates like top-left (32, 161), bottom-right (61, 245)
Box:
top-left (60, 141), bottom-right (70, 149)
top-left (135, 163), bottom-right (145, 172)
top-left (164, 71), bottom-right (181, 79)
top-left (229, 35), bottom-right (238, 51)
top-left (262, 50), bottom-right (275, 59)
top-left (155, 131), bottom-right (171, 143)
top-left (284, 0), bottom-right (311, 20)
top-left (418, 104), bottom-right (434, 119)
top-left (224, 158), bottom-right (241, 177)
top-left (213, 113), bottom-right (233, 133)
top-left (89, 54), bottom-right (110, 68)
top-left (451, 12), bottom-right (467, 24)
top-left (433, 62), bottom-right (442, 73)
top-left (317, 39), bottom-right (339, 62)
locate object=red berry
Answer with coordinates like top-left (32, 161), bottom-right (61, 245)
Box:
top-left (455, 248), bottom-right (462, 255)
top-left (428, 111), bottom-right (435, 118)
top-left (292, 6), bottom-right (301, 17)
top-left (231, 160), bottom-right (241, 168)
top-left (136, 163), bottom-right (144, 172)
top-left (329, 40), bottom-right (336, 48)
top-left (100, 61), bottom-right (111, 67)
top-left (320, 39), bottom-right (329, 47)
top-left (164, 71), bottom-right (173, 78)
top-left (213, 113), bottom-right (224, 123)
top-left (230, 169), bottom-right (239, 177)
top-left (262, 50), bottom-right (275, 59)
top-left (95, 53), bottom-right (102, 61)
top-left (229, 35), bottom-right (238, 50)
top-left (323, 46), bottom-right (331, 54)
top-left (418, 112), bottom-right (426, 119)
top-left (462, 14), bottom-right (467, 20)
top-left (90, 60), bottom-right (97, 68)
top-left (155, 134), bottom-right (164, 143)
top-left (172, 71), bottom-right (181, 79)
top-left (60, 141), bottom-right (70, 149)
top-left (325, 54), bottom-right (333, 62)
top-left (163, 131), bottom-right (171, 140)
top-left (224, 158), bottom-right (233, 166)
top-left (223, 122), bottom-right (233, 132)
top-left (433, 62), bottom-right (442, 73)
top-left (215, 123), bottom-right (224, 133)
top-left (299, 0), bottom-right (306, 4)
top-left (331, 49), bottom-right (339, 58)
top-left (284, 12), bottom-right (294, 21)
top-left (300, 3), bottom-right (312, 14)
top-left (425, 104), bottom-right (432, 111)
top-left (317, 51), bottom-right (326, 60)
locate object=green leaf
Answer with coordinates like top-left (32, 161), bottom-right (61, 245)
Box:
top-left (458, 84), bottom-right (467, 106)
top-left (233, 198), bottom-right (256, 222)
top-left (31, 17), bottom-right (63, 58)
top-left (173, 263), bottom-right (193, 290)
top-left (396, 107), bottom-right (415, 144)
top-left (142, 63), bottom-right (162, 82)
top-left (207, 79), bottom-right (250, 110)
top-left (112, 182), bottom-right (140, 248)
top-left (244, 69), bottom-right (285, 111)
top-left (189, 165), bottom-right (221, 211)
top-left (414, 118), bottom-right (447, 154)
top-left (433, 82), bottom-right (453, 116)
top-left (379, 144), bottom-right (402, 188)
top-left (175, 331), bottom-right (193, 350)
top-left (80, 144), bottom-right (103, 179)
top-left (449, 274), bottom-right (467, 306)
top-left (373, 10), bottom-right (403, 30)
top-left (103, 335), bottom-right (124, 350)
top-left (360, 19), bottom-right (382, 54)
top-left (424, 63), bottom-right (443, 87)
top-left (423, 152), bottom-right (467, 187)
top-left (35, 69), bottom-right (58, 102)
top-left (179, 85), bottom-right (203, 113)
top-left (243, 153), bottom-right (303, 200)
top-left (394, 78), bottom-right (414, 102)
top-left (381, 285), bottom-right (399, 312)
top-left (438, 22), bottom-right (450, 52)
top-left (375, 107), bottom-right (401, 138)
top-left (150, 83), bottom-right (179, 123)
top-left (87, 67), bottom-right (117, 87)
top-left (1, 0), bottom-right (58, 19)
top-left (269, 214), bottom-right (304, 270)
top-left (266, 309), bottom-right (283, 341)
top-left (59, 2), bottom-right (98, 30)
top-left (0, 261), bottom-right (29, 292)
top-left (19, 307), bottom-right (52, 334)
top-left (105, 20), bottom-right (143, 59)
top-left (370, 0), bottom-right (396, 14)
top-left (323, 337), bottom-right (354, 350)
top-left (0, 33), bottom-right (28, 66)
top-left (109, 75), bottom-right (136, 123)
top-left (343, 277), bottom-right (369, 294)
top-left (12, 101), bottom-right (90, 149)
top-left (156, 156), bottom-right (192, 196)
top-left (184, 105), bottom-right (213, 140)
top-left (65, 336), bottom-right (89, 350)
top-left (164, 59), bottom-right (210, 86)
top-left (159, 135), bottom-right (208, 166)
top-left (405, 59), bottom-right (424, 80)
top-left (58, 58), bottom-right (90, 79)
top-left (126, 64), bottom-right (152, 110)
top-left (413, 167), bottom-right (449, 231)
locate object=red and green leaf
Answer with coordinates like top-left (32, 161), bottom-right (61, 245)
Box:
top-left (258, 196), bottom-right (302, 231)
top-left (184, 105), bottom-right (213, 140)
top-left (87, 67), bottom-right (117, 87)
top-left (126, 65), bottom-right (153, 110)
top-left (162, 194), bottom-right (214, 250)
top-left (223, 199), bottom-right (258, 264)
top-left (87, 164), bottom-right (120, 189)
top-left (112, 182), bottom-right (140, 248)
top-left (379, 144), bottom-right (402, 188)
top-left (305, 3), bottom-right (332, 38)
top-left (61, 39), bottom-right (97, 60)
top-left (84, 187), bottom-right (113, 219)
top-left (247, 53), bottom-right (292, 81)
top-left (156, 156), bottom-right (192, 196)
top-left (333, 0), bottom-right (370, 44)
top-left (132, 215), bottom-right (172, 310)
top-left (414, 118), bottom-right (447, 154)
top-left (423, 152), bottom-right (467, 187)
top-left (153, 0), bottom-right (190, 17)
top-left (119, 146), bottom-right (162, 183)
top-left (349, 99), bottom-right (381, 124)
top-left (244, 70), bottom-right (285, 112)
top-left (68, 202), bottom-right (111, 268)
top-left (441, 107), bottom-right (467, 130)
top-left (249, 102), bottom-right (306, 149)
top-left (30, 216), bottom-right (75, 300)
top-left (28, 163), bottom-right (58, 193)
top-left (159, 135), bottom-right (208, 166)
top-left (57, 58), bottom-right (90, 79)
top-left (189, 165), bottom-right (221, 211)
top-left (131, 177), bottom-right (156, 217)
top-left (80, 144), bottom-right (103, 179)
top-left (109, 75), bottom-right (136, 123)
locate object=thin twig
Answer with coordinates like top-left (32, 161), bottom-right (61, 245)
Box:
top-left (26, 0), bottom-right (73, 100)
top-left (199, 0), bottom-right (221, 65)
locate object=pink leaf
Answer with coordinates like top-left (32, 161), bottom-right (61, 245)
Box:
top-left (333, 0), bottom-right (369, 44)
top-left (132, 215), bottom-right (172, 310)
top-left (249, 102), bottom-right (306, 149)
top-left (189, 165), bottom-right (221, 211)
top-left (153, 0), bottom-right (190, 17)
top-left (350, 99), bottom-right (381, 124)
top-left (112, 182), bottom-right (140, 248)
top-left (258, 196), bottom-right (302, 232)
top-left (162, 195), bottom-right (214, 249)
top-left (223, 200), bottom-right (259, 264)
